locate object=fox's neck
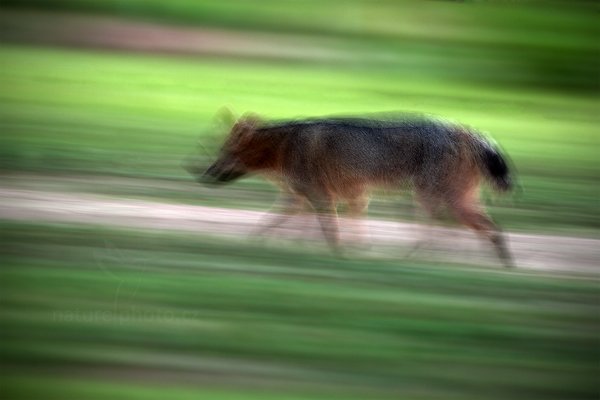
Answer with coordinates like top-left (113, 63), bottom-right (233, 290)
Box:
top-left (241, 127), bottom-right (286, 173)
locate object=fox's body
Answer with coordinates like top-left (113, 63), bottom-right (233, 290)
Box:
top-left (190, 113), bottom-right (514, 267)
top-left (246, 117), bottom-right (509, 195)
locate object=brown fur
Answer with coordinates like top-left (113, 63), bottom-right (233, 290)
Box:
top-left (192, 113), bottom-right (514, 267)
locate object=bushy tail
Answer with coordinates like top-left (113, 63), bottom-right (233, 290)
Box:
top-left (473, 136), bottom-right (513, 192)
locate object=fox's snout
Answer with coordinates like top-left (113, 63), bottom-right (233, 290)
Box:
top-left (184, 158), bottom-right (246, 185)
top-left (202, 162), bottom-right (246, 184)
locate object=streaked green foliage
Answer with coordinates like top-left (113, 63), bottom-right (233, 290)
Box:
top-left (1, 2), bottom-right (598, 399)
top-left (1, 223), bottom-right (598, 399)
top-left (0, 44), bottom-right (598, 232)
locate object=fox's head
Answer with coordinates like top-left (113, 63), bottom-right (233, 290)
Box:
top-left (185, 113), bottom-right (262, 185)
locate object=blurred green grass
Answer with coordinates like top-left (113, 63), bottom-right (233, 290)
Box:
top-left (0, 44), bottom-right (598, 232)
top-left (1, 3), bottom-right (599, 398)
top-left (1, 223), bottom-right (598, 399)
top-left (3, 0), bottom-right (599, 91)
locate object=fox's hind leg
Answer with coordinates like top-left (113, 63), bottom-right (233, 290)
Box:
top-left (449, 200), bottom-right (514, 268)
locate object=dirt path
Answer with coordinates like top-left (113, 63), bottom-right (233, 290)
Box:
top-left (1, 187), bottom-right (598, 275)
top-left (0, 9), bottom-right (350, 61)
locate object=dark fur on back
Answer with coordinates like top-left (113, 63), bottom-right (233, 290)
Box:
top-left (253, 113), bottom-right (512, 194)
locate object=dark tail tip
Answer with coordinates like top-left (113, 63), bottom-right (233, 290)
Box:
top-left (494, 175), bottom-right (513, 192)
top-left (481, 145), bottom-right (513, 192)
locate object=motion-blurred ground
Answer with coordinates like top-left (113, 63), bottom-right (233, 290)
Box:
top-left (1, 176), bottom-right (599, 273)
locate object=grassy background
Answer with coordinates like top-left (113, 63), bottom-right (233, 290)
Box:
top-left (0, 1), bottom-right (599, 233)
top-left (0, 44), bottom-right (598, 232)
top-left (1, 1), bottom-right (599, 399)
top-left (2, 223), bottom-right (598, 399)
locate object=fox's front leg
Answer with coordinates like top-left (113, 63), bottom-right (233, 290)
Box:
top-left (306, 196), bottom-right (341, 254)
top-left (346, 195), bottom-right (371, 249)
top-left (404, 190), bottom-right (442, 259)
top-left (252, 192), bottom-right (306, 238)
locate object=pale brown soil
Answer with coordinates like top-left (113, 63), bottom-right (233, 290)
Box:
top-left (0, 9), bottom-right (350, 61)
top-left (1, 186), bottom-right (598, 275)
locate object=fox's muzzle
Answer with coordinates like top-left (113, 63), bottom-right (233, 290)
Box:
top-left (200, 168), bottom-right (245, 185)
top-left (198, 160), bottom-right (247, 185)
top-left (183, 152), bottom-right (247, 186)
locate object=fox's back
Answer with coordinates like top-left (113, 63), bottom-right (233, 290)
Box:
top-left (266, 116), bottom-right (464, 187)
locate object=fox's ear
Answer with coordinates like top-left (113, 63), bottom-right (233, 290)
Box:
top-left (238, 112), bottom-right (261, 127)
top-left (232, 113), bottom-right (261, 143)
top-left (235, 113), bottom-right (262, 131)
top-left (215, 107), bottom-right (237, 128)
